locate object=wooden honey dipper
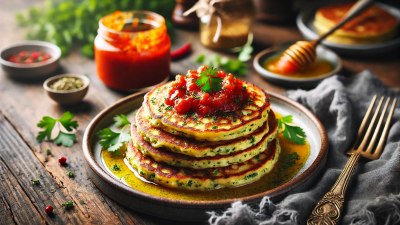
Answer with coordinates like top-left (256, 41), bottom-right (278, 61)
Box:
top-left (281, 0), bottom-right (373, 70)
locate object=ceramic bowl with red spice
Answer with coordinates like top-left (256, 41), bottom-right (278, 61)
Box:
top-left (0, 40), bottom-right (61, 80)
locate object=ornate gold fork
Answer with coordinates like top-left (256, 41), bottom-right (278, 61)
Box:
top-left (307, 95), bottom-right (397, 225)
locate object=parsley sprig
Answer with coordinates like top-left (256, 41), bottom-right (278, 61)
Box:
top-left (238, 42), bottom-right (253, 62)
top-left (277, 115), bottom-right (306, 145)
top-left (113, 114), bottom-right (130, 127)
top-left (196, 67), bottom-right (222, 93)
top-left (196, 55), bottom-right (247, 77)
top-left (196, 40), bottom-right (253, 76)
top-left (97, 114), bottom-right (131, 152)
top-left (36, 112), bottom-right (78, 147)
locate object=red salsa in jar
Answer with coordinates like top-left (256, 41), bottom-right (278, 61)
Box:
top-left (165, 66), bottom-right (249, 115)
top-left (8, 51), bottom-right (51, 64)
top-left (95, 11), bottom-right (170, 91)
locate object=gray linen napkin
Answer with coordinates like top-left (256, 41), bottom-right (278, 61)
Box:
top-left (208, 71), bottom-right (400, 225)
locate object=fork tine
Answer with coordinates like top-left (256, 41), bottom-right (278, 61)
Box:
top-left (366, 97), bottom-right (390, 153)
top-left (357, 96), bottom-right (384, 151)
top-left (371, 98), bottom-right (397, 159)
top-left (352, 95), bottom-right (377, 149)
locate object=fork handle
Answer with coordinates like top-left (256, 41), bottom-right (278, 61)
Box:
top-left (307, 153), bottom-right (360, 225)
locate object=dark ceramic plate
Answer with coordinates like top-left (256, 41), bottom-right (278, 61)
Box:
top-left (82, 91), bottom-right (328, 222)
top-left (297, 2), bottom-right (400, 55)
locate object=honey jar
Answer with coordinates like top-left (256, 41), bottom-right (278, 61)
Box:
top-left (95, 11), bottom-right (171, 91)
top-left (186, 0), bottom-right (254, 50)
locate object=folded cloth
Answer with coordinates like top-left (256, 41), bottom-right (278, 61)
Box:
top-left (208, 71), bottom-right (400, 225)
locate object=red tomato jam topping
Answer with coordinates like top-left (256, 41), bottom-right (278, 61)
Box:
top-left (7, 51), bottom-right (51, 64)
top-left (165, 66), bottom-right (250, 115)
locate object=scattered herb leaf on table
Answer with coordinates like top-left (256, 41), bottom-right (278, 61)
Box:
top-left (36, 111), bottom-right (78, 147)
top-left (196, 42), bottom-right (253, 76)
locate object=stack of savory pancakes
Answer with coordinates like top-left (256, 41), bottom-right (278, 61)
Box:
top-left (314, 3), bottom-right (398, 44)
top-left (126, 81), bottom-right (281, 191)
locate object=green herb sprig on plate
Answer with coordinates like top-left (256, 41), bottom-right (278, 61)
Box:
top-left (97, 114), bottom-right (131, 152)
top-left (277, 115), bottom-right (307, 144)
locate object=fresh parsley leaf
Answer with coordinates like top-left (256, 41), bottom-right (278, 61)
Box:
top-left (98, 128), bottom-right (120, 149)
top-left (54, 132), bottom-right (77, 147)
top-left (238, 43), bottom-right (253, 62)
top-left (36, 112), bottom-right (78, 146)
top-left (283, 124), bottom-right (307, 145)
top-left (277, 115), bottom-right (306, 144)
top-left (97, 128), bottom-right (130, 152)
top-left (196, 67), bottom-right (222, 93)
top-left (113, 114), bottom-right (130, 128)
top-left (279, 115), bottom-right (293, 124)
top-left (37, 116), bottom-right (57, 142)
top-left (98, 114), bottom-right (132, 152)
top-left (58, 111), bottom-right (78, 132)
top-left (196, 54), bottom-right (247, 77)
top-left (109, 132), bottom-right (130, 152)
top-left (196, 54), bottom-right (205, 63)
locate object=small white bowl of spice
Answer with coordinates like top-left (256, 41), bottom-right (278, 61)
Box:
top-left (44, 74), bottom-right (89, 105)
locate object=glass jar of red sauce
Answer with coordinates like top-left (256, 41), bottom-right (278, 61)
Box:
top-left (95, 11), bottom-right (171, 91)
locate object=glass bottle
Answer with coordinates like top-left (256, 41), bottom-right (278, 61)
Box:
top-left (198, 0), bottom-right (254, 51)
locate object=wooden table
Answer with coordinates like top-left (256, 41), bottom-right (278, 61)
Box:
top-left (1, 1), bottom-right (399, 225)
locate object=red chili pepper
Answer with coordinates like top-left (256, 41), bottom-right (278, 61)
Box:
top-left (58, 156), bottom-right (67, 166)
top-left (171, 43), bottom-right (191, 60)
top-left (45, 205), bottom-right (53, 214)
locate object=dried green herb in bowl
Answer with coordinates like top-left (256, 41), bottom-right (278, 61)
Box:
top-left (51, 77), bottom-right (84, 91)
top-left (44, 74), bottom-right (89, 105)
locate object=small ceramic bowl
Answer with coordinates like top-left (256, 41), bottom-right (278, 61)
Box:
top-left (44, 74), bottom-right (90, 105)
top-left (253, 45), bottom-right (342, 88)
top-left (0, 40), bottom-right (61, 80)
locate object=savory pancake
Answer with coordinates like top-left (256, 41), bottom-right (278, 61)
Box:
top-left (314, 3), bottom-right (398, 44)
top-left (136, 107), bottom-right (277, 157)
top-left (125, 139), bottom-right (280, 191)
top-left (143, 81), bottom-right (270, 141)
top-left (132, 112), bottom-right (278, 169)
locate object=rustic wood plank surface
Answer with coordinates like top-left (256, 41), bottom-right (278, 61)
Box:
top-left (1, 1), bottom-right (399, 225)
